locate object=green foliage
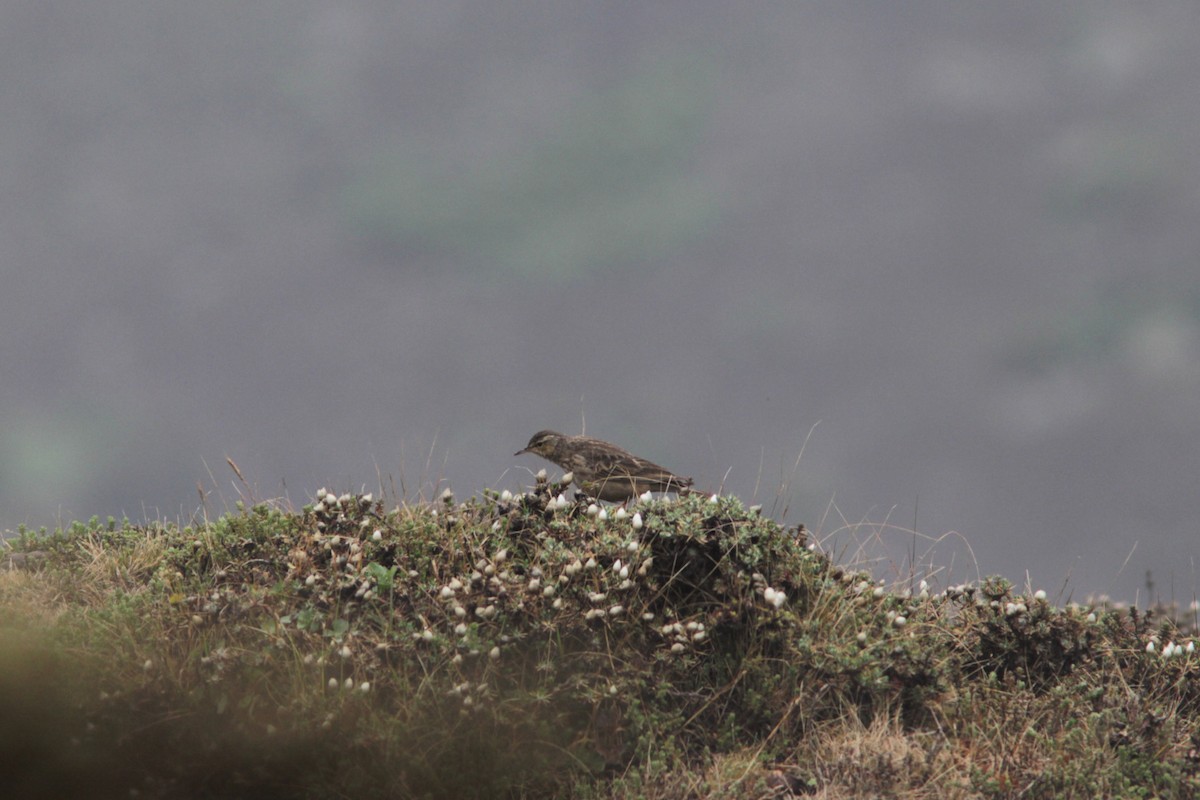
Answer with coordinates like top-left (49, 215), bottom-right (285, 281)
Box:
top-left (2, 484), bottom-right (1199, 799)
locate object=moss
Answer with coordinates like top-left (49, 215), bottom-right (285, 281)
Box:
top-left (2, 483), bottom-right (1199, 798)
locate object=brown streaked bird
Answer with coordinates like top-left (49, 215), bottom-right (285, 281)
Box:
top-left (515, 430), bottom-right (693, 502)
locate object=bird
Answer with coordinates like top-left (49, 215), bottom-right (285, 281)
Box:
top-left (515, 430), bottom-right (693, 502)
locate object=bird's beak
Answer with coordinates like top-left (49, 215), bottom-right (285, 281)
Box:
top-left (514, 448), bottom-right (528, 456)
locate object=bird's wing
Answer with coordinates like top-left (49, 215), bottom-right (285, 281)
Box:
top-left (583, 439), bottom-right (691, 486)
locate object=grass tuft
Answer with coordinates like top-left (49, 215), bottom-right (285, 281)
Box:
top-left (2, 482), bottom-right (1199, 798)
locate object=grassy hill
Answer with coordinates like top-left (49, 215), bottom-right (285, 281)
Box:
top-left (2, 479), bottom-right (1198, 799)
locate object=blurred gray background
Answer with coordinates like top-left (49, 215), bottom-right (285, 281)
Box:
top-left (3, 2), bottom-right (1199, 604)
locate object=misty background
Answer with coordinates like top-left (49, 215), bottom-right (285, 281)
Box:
top-left (3, 2), bottom-right (1199, 604)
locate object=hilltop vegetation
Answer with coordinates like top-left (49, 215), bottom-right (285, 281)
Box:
top-left (2, 480), bottom-right (1198, 799)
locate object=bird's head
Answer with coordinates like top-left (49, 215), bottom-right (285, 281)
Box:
top-left (515, 430), bottom-right (566, 458)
